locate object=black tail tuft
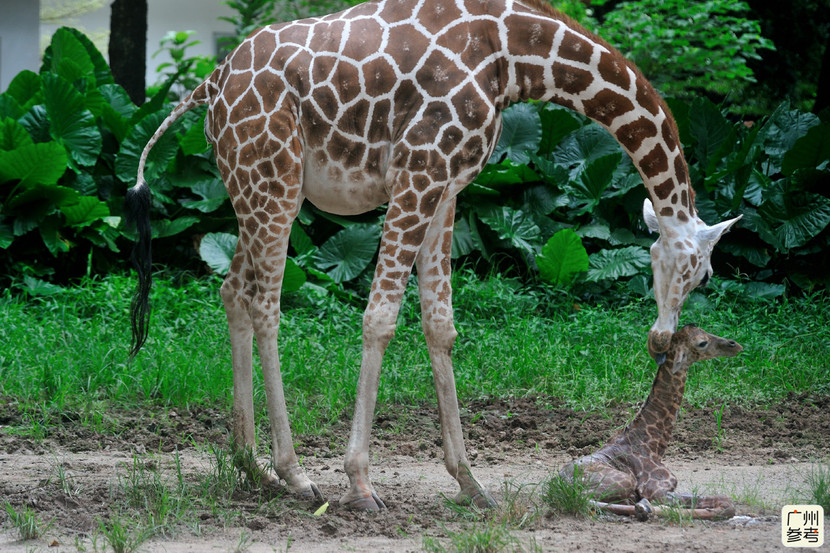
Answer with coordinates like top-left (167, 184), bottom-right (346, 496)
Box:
top-left (125, 182), bottom-right (153, 357)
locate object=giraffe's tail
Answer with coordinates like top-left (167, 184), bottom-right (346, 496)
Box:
top-left (125, 79), bottom-right (213, 357)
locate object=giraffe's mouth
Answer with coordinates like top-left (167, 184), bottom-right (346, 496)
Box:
top-left (647, 330), bottom-right (672, 365)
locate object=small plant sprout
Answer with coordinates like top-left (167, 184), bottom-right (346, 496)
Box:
top-left (3, 500), bottom-right (52, 540)
top-left (712, 403), bottom-right (726, 450)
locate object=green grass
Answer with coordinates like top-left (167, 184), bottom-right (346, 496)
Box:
top-left (3, 500), bottom-right (51, 540)
top-left (541, 466), bottom-right (597, 518)
top-left (0, 271), bottom-right (828, 437)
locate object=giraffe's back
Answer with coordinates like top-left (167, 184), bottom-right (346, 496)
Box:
top-left (205, 0), bottom-right (516, 215)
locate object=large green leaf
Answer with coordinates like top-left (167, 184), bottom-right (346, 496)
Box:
top-left (688, 97), bottom-right (733, 174)
top-left (5, 184), bottom-right (79, 212)
top-left (569, 152), bottom-right (623, 213)
top-left (42, 28), bottom-right (95, 85)
top-left (60, 196), bottom-right (110, 227)
top-left (289, 222), bottom-right (315, 257)
top-left (0, 141), bottom-right (67, 186)
top-left (757, 102), bottom-right (820, 172)
top-left (179, 111), bottom-right (210, 155)
top-left (536, 228), bottom-right (589, 286)
top-left (4, 71), bottom-right (42, 112)
top-left (19, 105), bottom-right (51, 143)
top-left (490, 103), bottom-right (542, 165)
top-left (42, 73), bottom-right (102, 167)
top-left (754, 180), bottom-right (830, 251)
top-left (538, 103), bottom-right (583, 154)
top-left (0, 94), bottom-right (24, 120)
top-left (782, 122), bottom-right (830, 176)
top-left (477, 206), bottom-right (541, 254)
top-left (520, 183), bottom-right (568, 217)
top-left (475, 159), bottom-right (540, 188)
top-left (586, 246), bottom-right (651, 282)
top-left (552, 124), bottom-right (622, 180)
top-left (41, 27), bottom-right (112, 87)
top-left (151, 216), bottom-right (200, 239)
top-left (181, 179), bottom-right (228, 213)
top-left (116, 111), bottom-right (180, 184)
top-left (314, 224), bottom-right (381, 283)
top-left (39, 215), bottom-right (72, 255)
top-left (451, 216), bottom-right (476, 258)
top-left (0, 220), bottom-right (13, 249)
top-left (283, 258), bottom-right (307, 293)
top-left (0, 118), bottom-right (34, 151)
top-left (199, 232), bottom-right (237, 275)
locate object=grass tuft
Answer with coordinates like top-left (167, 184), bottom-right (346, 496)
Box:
top-left (804, 460), bottom-right (830, 511)
top-left (541, 467), bottom-right (597, 518)
top-left (423, 520), bottom-right (541, 553)
top-left (98, 511), bottom-right (150, 553)
top-left (3, 500), bottom-right (51, 540)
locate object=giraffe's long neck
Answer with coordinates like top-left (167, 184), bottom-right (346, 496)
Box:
top-left (622, 353), bottom-right (689, 459)
top-left (502, 1), bottom-right (696, 228)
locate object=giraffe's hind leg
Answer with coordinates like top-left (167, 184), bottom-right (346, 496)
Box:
top-left (216, 113), bottom-right (321, 501)
top-left (219, 242), bottom-right (281, 488)
top-left (559, 459), bottom-right (637, 504)
top-left (415, 197), bottom-right (495, 509)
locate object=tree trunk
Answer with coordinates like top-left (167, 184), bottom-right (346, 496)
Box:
top-left (815, 38), bottom-right (830, 114)
top-left (109, 0), bottom-right (147, 106)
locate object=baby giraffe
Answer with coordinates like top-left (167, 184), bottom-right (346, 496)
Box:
top-left (560, 325), bottom-right (742, 521)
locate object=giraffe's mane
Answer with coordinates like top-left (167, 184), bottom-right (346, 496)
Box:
top-left (515, 0), bottom-right (616, 55)
top-left (515, 0), bottom-right (695, 211)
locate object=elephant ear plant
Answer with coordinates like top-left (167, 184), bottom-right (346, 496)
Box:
top-left (0, 27), bottom-right (230, 286)
top-left (450, 98), bottom-right (830, 296)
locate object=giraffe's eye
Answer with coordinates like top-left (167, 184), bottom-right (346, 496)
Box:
top-left (696, 340), bottom-right (708, 349)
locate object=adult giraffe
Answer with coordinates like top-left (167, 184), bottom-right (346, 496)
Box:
top-left (127, 0), bottom-right (740, 510)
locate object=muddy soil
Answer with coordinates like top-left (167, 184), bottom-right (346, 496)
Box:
top-left (1, 394), bottom-right (828, 552)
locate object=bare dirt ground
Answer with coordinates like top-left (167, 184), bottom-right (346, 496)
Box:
top-left (1, 394), bottom-right (828, 552)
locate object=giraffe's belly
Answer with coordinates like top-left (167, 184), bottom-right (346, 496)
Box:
top-left (302, 162), bottom-right (390, 216)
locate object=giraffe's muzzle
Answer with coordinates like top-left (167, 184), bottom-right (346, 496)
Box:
top-left (647, 330), bottom-right (672, 365)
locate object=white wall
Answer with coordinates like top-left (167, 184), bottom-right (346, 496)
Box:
top-left (0, 0), bottom-right (41, 91)
top-left (40, 0), bottom-right (235, 90)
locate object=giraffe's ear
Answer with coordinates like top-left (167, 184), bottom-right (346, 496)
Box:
top-left (670, 350), bottom-right (687, 374)
top-left (697, 215), bottom-right (742, 245)
top-left (643, 199), bottom-right (660, 234)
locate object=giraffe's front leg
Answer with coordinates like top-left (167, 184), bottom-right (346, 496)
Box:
top-left (340, 171), bottom-right (449, 511)
top-left (664, 491), bottom-right (736, 519)
top-left (416, 197), bottom-right (496, 509)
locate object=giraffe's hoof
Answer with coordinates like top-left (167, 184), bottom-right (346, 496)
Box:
top-left (455, 487), bottom-right (499, 510)
top-left (635, 498), bottom-right (653, 522)
top-left (340, 490), bottom-right (387, 511)
top-left (296, 481), bottom-right (324, 503)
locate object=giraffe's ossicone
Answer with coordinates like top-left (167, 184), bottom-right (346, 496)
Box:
top-left (126, 0), bottom-right (741, 509)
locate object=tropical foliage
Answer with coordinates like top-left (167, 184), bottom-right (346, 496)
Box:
top-left (1, 8), bottom-right (828, 297)
top-left (595, 0), bottom-right (774, 104)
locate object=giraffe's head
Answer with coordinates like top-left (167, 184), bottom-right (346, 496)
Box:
top-left (643, 199), bottom-right (741, 363)
top-left (667, 324), bottom-right (743, 369)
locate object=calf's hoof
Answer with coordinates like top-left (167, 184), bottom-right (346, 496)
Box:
top-left (635, 498), bottom-right (653, 522)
